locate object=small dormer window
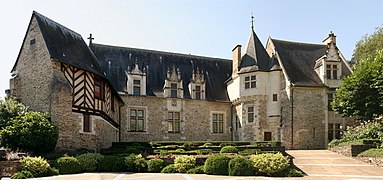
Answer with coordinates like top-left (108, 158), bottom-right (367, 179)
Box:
top-left (195, 85), bottom-right (201, 100)
top-left (326, 65), bottom-right (338, 79)
top-left (245, 75), bottom-right (256, 89)
top-left (133, 80), bottom-right (141, 95)
top-left (170, 83), bottom-right (178, 98)
top-left (189, 67), bottom-right (206, 100)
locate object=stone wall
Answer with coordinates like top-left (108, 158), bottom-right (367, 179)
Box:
top-left (281, 85), bottom-right (327, 149)
top-left (120, 95), bottom-right (231, 142)
top-left (0, 160), bottom-right (20, 177)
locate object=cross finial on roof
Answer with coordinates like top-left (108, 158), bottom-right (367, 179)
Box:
top-left (88, 33), bottom-right (94, 45)
top-left (251, 13), bottom-right (254, 30)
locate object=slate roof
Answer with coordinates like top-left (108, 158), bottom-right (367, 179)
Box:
top-left (238, 29), bottom-right (272, 73)
top-left (13, 11), bottom-right (123, 102)
top-left (90, 44), bottom-right (232, 101)
top-left (270, 38), bottom-right (352, 86)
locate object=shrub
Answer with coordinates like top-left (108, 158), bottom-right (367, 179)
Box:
top-left (99, 155), bottom-right (126, 172)
top-left (283, 167), bottom-right (304, 177)
top-left (0, 98), bottom-right (28, 129)
top-left (43, 167), bottom-right (60, 176)
top-left (147, 158), bottom-right (165, 173)
top-left (76, 153), bottom-right (104, 172)
top-left (358, 148), bottom-right (383, 157)
top-left (202, 142), bottom-right (213, 147)
top-left (125, 154), bottom-right (141, 172)
top-left (134, 158), bottom-right (147, 172)
top-left (250, 153), bottom-right (289, 176)
top-left (125, 147), bottom-right (140, 154)
top-left (174, 156), bottom-right (196, 173)
top-left (220, 146), bottom-right (238, 154)
top-left (196, 149), bottom-right (213, 155)
top-left (0, 111), bottom-right (58, 154)
top-left (343, 121), bottom-right (383, 141)
top-left (228, 156), bottom-right (254, 176)
top-left (204, 154), bottom-right (230, 175)
top-left (11, 170), bottom-right (34, 179)
top-left (161, 164), bottom-right (177, 173)
top-left (55, 156), bottom-right (82, 174)
top-left (219, 142), bottom-right (236, 147)
top-left (20, 156), bottom-right (50, 177)
top-left (239, 149), bottom-right (260, 156)
top-left (186, 165), bottom-right (205, 174)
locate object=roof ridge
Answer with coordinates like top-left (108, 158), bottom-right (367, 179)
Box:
top-left (33, 11), bottom-right (82, 39)
top-left (271, 38), bottom-right (326, 47)
top-left (92, 43), bottom-right (231, 62)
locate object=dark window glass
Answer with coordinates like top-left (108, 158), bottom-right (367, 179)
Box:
top-left (273, 94), bottom-right (278, 101)
top-left (133, 86), bottom-right (141, 95)
top-left (83, 114), bottom-right (91, 132)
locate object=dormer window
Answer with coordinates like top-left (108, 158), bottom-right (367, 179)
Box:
top-left (188, 67), bottom-right (206, 100)
top-left (94, 76), bottom-right (104, 99)
top-left (326, 64), bottom-right (338, 79)
top-left (164, 66), bottom-right (183, 98)
top-left (245, 75), bottom-right (256, 89)
top-left (133, 80), bottom-right (141, 95)
top-left (170, 83), bottom-right (178, 98)
top-left (126, 60), bottom-right (147, 96)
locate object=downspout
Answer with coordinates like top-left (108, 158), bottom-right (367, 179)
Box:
top-left (291, 84), bottom-right (295, 149)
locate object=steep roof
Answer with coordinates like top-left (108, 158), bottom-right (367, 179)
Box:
top-left (90, 43), bottom-right (232, 101)
top-left (238, 29), bottom-right (271, 73)
top-left (271, 39), bottom-right (327, 86)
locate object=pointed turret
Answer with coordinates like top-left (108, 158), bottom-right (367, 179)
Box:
top-left (240, 28), bottom-right (270, 70)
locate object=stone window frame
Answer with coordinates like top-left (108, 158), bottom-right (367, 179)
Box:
top-left (167, 111), bottom-right (181, 133)
top-left (247, 106), bottom-right (254, 122)
top-left (244, 75), bottom-right (256, 89)
top-left (210, 111), bottom-right (226, 134)
top-left (128, 106), bottom-right (148, 132)
top-left (78, 113), bottom-right (95, 135)
top-left (326, 64), bottom-right (339, 79)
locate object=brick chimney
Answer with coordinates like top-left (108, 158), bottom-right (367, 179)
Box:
top-left (232, 44), bottom-right (242, 77)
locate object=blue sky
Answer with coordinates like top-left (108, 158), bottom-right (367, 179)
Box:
top-left (1, 0), bottom-right (382, 98)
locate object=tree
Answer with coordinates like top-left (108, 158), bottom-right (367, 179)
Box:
top-left (332, 50), bottom-right (383, 121)
top-left (351, 26), bottom-right (383, 66)
top-left (0, 98), bottom-right (58, 154)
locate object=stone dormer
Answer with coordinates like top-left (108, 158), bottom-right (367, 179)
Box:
top-left (126, 60), bottom-right (147, 95)
top-left (164, 66), bottom-right (183, 98)
top-left (188, 67), bottom-right (206, 100)
top-left (315, 32), bottom-right (342, 87)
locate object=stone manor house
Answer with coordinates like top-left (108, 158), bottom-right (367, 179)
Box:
top-left (7, 11), bottom-right (354, 150)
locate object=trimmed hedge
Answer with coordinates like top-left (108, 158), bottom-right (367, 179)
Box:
top-left (55, 156), bottom-right (82, 174)
top-left (99, 155), bottom-right (126, 172)
top-left (161, 164), bottom-right (177, 173)
top-left (76, 153), bottom-right (104, 172)
top-left (204, 154), bottom-right (230, 175)
top-left (20, 156), bottom-right (51, 177)
top-left (174, 156), bottom-right (196, 173)
top-left (220, 146), bottom-right (239, 153)
top-left (186, 166), bottom-right (204, 174)
top-left (147, 158), bottom-right (165, 173)
top-left (228, 156), bottom-right (254, 176)
top-left (250, 153), bottom-right (289, 176)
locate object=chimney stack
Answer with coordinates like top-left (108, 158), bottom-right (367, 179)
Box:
top-left (232, 45), bottom-right (242, 77)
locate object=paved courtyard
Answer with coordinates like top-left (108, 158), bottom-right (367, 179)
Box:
top-left (3, 150), bottom-right (383, 180)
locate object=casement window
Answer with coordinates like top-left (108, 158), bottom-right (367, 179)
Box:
top-left (273, 94), bottom-right (278, 101)
top-left (133, 80), bottom-right (141, 95)
top-left (245, 75), bottom-right (256, 89)
top-left (130, 109), bottom-right (145, 131)
top-left (168, 112), bottom-right (180, 133)
top-left (327, 93), bottom-right (334, 111)
top-left (212, 113), bottom-right (224, 133)
top-left (326, 65), bottom-right (338, 79)
top-left (94, 76), bottom-right (104, 99)
top-left (328, 123), bottom-right (342, 142)
top-left (195, 85), bottom-right (201, 100)
top-left (83, 114), bottom-right (91, 133)
top-left (170, 83), bottom-right (178, 98)
top-left (248, 106), bottom-right (254, 122)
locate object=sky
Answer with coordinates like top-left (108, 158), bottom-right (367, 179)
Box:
top-left (1, 0), bottom-right (383, 98)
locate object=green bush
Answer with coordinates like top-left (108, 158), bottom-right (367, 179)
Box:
top-left (76, 153), bottom-right (104, 172)
top-left (239, 149), bottom-right (260, 156)
top-left (11, 170), bottom-right (34, 179)
top-left (147, 158), bottom-right (165, 173)
top-left (174, 156), bottom-right (196, 173)
top-left (220, 146), bottom-right (238, 154)
top-left (20, 156), bottom-right (50, 177)
top-left (125, 147), bottom-right (140, 154)
top-left (0, 98), bottom-right (28, 129)
top-left (134, 158), bottom-right (147, 172)
top-left (44, 167), bottom-right (60, 176)
top-left (250, 153), bottom-right (289, 176)
top-left (201, 142), bottom-right (213, 147)
top-left (219, 142), bottom-right (236, 147)
top-left (161, 164), bottom-right (177, 173)
top-left (343, 121), bottom-right (383, 141)
top-left (196, 149), bottom-right (213, 155)
top-left (283, 167), bottom-right (304, 177)
top-left (228, 156), bottom-right (254, 176)
top-left (204, 154), bottom-right (230, 175)
top-left (0, 111), bottom-right (58, 154)
top-left (358, 148), bottom-right (383, 157)
top-left (186, 166), bottom-right (205, 174)
top-left (56, 156), bottom-right (82, 174)
top-left (99, 155), bottom-right (126, 172)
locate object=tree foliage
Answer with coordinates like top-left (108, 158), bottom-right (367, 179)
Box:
top-left (0, 98), bottom-right (57, 154)
top-left (351, 26), bottom-right (383, 66)
top-left (332, 50), bottom-right (383, 120)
